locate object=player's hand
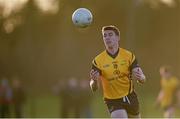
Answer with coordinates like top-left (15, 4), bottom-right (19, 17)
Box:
top-left (90, 69), bottom-right (100, 81)
top-left (90, 79), bottom-right (98, 92)
top-left (132, 67), bottom-right (146, 84)
top-left (90, 69), bottom-right (100, 92)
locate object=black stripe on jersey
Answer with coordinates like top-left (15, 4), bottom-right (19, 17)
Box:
top-left (129, 59), bottom-right (139, 72)
top-left (93, 59), bottom-right (97, 65)
top-left (129, 54), bottom-right (138, 94)
top-left (128, 80), bottom-right (132, 94)
top-left (92, 60), bottom-right (102, 75)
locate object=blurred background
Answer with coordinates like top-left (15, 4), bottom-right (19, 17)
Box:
top-left (0, 0), bottom-right (180, 118)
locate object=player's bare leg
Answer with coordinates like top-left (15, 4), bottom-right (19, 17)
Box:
top-left (111, 109), bottom-right (128, 118)
top-left (164, 107), bottom-right (174, 118)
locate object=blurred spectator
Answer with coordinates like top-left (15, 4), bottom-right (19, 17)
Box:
top-left (79, 79), bottom-right (93, 118)
top-left (53, 77), bottom-right (81, 118)
top-left (11, 76), bottom-right (26, 118)
top-left (53, 79), bottom-right (69, 117)
top-left (0, 77), bottom-right (13, 118)
top-left (65, 77), bottom-right (81, 118)
top-left (156, 65), bottom-right (180, 118)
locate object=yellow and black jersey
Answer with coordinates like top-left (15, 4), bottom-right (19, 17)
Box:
top-left (92, 48), bottom-right (139, 99)
top-left (160, 77), bottom-right (179, 108)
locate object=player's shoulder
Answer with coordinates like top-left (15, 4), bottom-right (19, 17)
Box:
top-left (172, 76), bottom-right (179, 82)
top-left (94, 50), bottom-right (107, 60)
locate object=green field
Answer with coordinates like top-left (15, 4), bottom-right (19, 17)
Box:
top-left (19, 93), bottom-right (180, 118)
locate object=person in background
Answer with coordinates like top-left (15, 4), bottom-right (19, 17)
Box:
top-left (12, 76), bottom-right (26, 118)
top-left (0, 77), bottom-right (13, 118)
top-left (156, 65), bottom-right (180, 118)
top-left (79, 79), bottom-right (93, 118)
top-left (53, 77), bottom-right (81, 118)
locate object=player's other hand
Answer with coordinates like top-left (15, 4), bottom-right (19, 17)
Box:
top-left (132, 67), bottom-right (146, 84)
top-left (89, 69), bottom-right (100, 92)
top-left (90, 69), bottom-right (100, 81)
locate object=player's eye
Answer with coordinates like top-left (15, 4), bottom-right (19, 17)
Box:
top-left (103, 34), bottom-right (107, 37)
top-left (109, 32), bottom-right (113, 36)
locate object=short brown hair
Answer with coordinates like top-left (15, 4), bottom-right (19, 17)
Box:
top-left (102, 25), bottom-right (120, 36)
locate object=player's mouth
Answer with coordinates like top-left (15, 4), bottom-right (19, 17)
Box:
top-left (108, 46), bottom-right (113, 50)
top-left (106, 41), bottom-right (112, 44)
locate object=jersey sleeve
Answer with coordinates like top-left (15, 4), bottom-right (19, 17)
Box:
top-left (92, 59), bottom-right (102, 75)
top-left (129, 53), bottom-right (139, 71)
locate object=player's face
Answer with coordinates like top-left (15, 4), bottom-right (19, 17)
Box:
top-left (102, 30), bottom-right (119, 50)
top-left (160, 69), bottom-right (171, 78)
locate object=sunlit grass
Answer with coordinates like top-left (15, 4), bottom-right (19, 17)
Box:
top-left (19, 93), bottom-right (180, 118)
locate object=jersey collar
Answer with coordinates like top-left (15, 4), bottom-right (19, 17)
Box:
top-left (106, 48), bottom-right (119, 59)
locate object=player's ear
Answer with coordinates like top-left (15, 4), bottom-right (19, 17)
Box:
top-left (116, 35), bottom-right (120, 41)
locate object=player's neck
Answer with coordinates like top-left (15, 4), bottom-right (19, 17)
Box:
top-left (107, 46), bottom-right (119, 55)
top-left (106, 47), bottom-right (119, 58)
top-left (163, 75), bottom-right (172, 79)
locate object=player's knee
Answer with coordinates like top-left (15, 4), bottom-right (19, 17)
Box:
top-left (111, 109), bottom-right (128, 118)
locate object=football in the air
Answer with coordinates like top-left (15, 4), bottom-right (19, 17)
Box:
top-left (72, 8), bottom-right (93, 28)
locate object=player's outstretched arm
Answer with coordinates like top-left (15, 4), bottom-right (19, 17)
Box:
top-left (89, 69), bottom-right (100, 92)
top-left (132, 67), bottom-right (146, 84)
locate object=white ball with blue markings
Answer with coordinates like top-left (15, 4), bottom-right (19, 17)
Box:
top-left (72, 8), bottom-right (93, 28)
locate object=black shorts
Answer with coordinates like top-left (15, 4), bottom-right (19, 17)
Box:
top-left (104, 91), bottom-right (139, 116)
